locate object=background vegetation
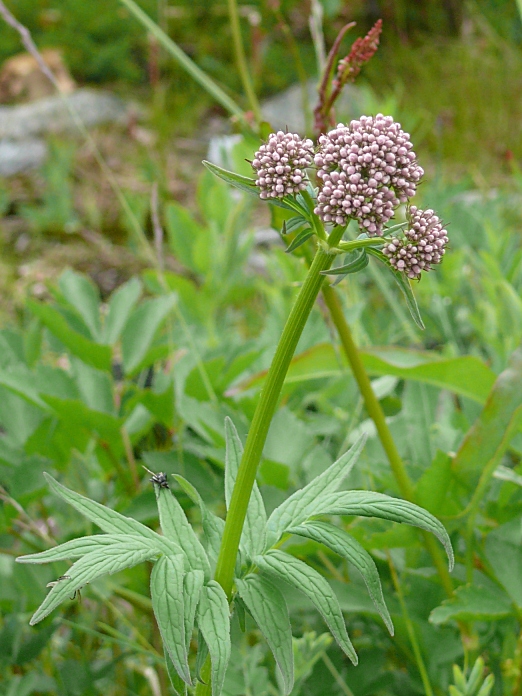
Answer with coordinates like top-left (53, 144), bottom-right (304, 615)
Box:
top-left (0, 1), bottom-right (522, 695)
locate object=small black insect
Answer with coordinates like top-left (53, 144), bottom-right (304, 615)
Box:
top-left (149, 471), bottom-right (169, 489)
top-left (46, 574), bottom-right (83, 600)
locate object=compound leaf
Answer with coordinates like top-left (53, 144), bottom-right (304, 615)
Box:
top-left (255, 550), bottom-right (357, 665)
top-left (287, 520), bottom-right (393, 634)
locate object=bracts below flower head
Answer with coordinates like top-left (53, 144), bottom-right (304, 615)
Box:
top-left (383, 206), bottom-right (449, 279)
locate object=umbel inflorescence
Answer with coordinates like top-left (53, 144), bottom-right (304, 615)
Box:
top-left (251, 114), bottom-right (448, 280)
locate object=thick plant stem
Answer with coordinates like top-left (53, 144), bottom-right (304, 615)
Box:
top-left (227, 0), bottom-right (262, 123)
top-left (215, 229), bottom-right (345, 599)
top-left (321, 284), bottom-right (455, 598)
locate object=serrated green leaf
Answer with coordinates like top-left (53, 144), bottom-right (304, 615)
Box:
top-left (17, 534), bottom-right (158, 564)
top-left (202, 161), bottom-right (258, 196)
top-left (197, 581), bottom-right (231, 696)
top-left (235, 574), bottom-right (294, 695)
top-left (367, 248), bottom-right (425, 329)
top-left (103, 277), bottom-right (142, 345)
top-left (255, 550), bottom-right (358, 665)
top-left (173, 475), bottom-right (224, 567)
top-left (287, 520), bottom-right (393, 634)
top-left (151, 554), bottom-right (191, 684)
top-left (266, 435), bottom-right (366, 547)
top-left (43, 473), bottom-right (181, 557)
top-left (153, 483), bottom-right (210, 576)
top-left (183, 570), bottom-right (205, 651)
top-left (309, 490), bottom-right (454, 570)
top-left (30, 543), bottom-right (157, 625)
top-left (430, 583), bottom-right (512, 625)
top-left (285, 228), bottom-right (314, 253)
top-left (224, 418), bottom-right (266, 557)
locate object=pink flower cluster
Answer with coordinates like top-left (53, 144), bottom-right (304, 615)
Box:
top-left (383, 207), bottom-right (449, 279)
top-left (252, 131), bottom-right (314, 200)
top-left (314, 115), bottom-right (424, 235)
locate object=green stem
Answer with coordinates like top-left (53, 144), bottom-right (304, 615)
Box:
top-left (215, 227), bottom-right (345, 598)
top-left (195, 228), bottom-right (344, 696)
top-left (320, 283), bottom-right (455, 598)
top-left (227, 0), bottom-right (262, 123)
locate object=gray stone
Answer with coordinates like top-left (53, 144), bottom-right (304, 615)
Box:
top-left (0, 138), bottom-right (47, 176)
top-left (0, 88), bottom-right (129, 141)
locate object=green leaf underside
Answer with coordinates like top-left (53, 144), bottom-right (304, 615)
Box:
top-left (224, 418), bottom-right (267, 557)
top-left (236, 574), bottom-right (294, 695)
top-left (151, 554), bottom-right (191, 684)
top-left (266, 435), bottom-right (366, 546)
top-left (173, 474), bottom-right (225, 565)
top-left (202, 161), bottom-right (258, 196)
top-left (197, 581), bottom-right (231, 696)
top-left (287, 521), bottom-right (393, 634)
top-left (367, 248), bottom-right (425, 329)
top-left (310, 490), bottom-right (454, 570)
top-left (43, 473), bottom-right (181, 557)
top-left (17, 534), bottom-right (161, 564)
top-left (255, 550), bottom-right (358, 665)
top-left (154, 484), bottom-right (210, 576)
top-left (30, 545), bottom-right (157, 625)
top-left (285, 229), bottom-right (314, 253)
top-left (183, 570), bottom-right (205, 651)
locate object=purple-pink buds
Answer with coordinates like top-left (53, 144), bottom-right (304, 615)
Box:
top-left (252, 132), bottom-right (314, 200)
top-left (383, 206), bottom-right (449, 279)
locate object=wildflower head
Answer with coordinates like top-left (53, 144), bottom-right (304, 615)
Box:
top-left (382, 206), bottom-right (449, 279)
top-left (252, 131), bottom-right (314, 200)
top-left (314, 115), bottom-right (424, 235)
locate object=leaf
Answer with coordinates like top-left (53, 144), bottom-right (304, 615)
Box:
top-left (255, 550), bottom-right (358, 665)
top-left (183, 570), bottom-right (205, 651)
top-left (429, 583), bottom-right (512, 625)
top-left (282, 216), bottom-right (308, 235)
top-left (173, 475), bottom-right (225, 567)
top-left (197, 581), bottom-right (231, 696)
top-left (153, 484), bottom-right (210, 577)
top-left (287, 520), bottom-right (393, 634)
top-left (265, 435), bottom-right (366, 546)
top-left (121, 294), bottom-right (177, 375)
top-left (308, 490), bottom-right (454, 570)
top-left (58, 270), bottom-right (102, 341)
top-left (235, 574), bottom-right (294, 695)
top-left (103, 277), bottom-right (142, 345)
top-left (285, 228), bottom-right (314, 253)
top-left (151, 554), bottom-right (191, 684)
top-left (415, 451), bottom-right (452, 515)
top-left (484, 518), bottom-right (522, 607)
top-left (164, 645), bottom-right (188, 696)
top-left (321, 250), bottom-right (369, 276)
top-left (202, 161), bottom-right (259, 196)
top-left (367, 248), bottom-right (424, 329)
top-left (452, 348), bottom-right (522, 489)
top-left (27, 300), bottom-right (112, 371)
top-left (224, 418), bottom-right (267, 557)
top-left (17, 534), bottom-right (157, 564)
top-left (43, 473), bottom-right (182, 557)
top-left (30, 543), bottom-right (157, 625)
